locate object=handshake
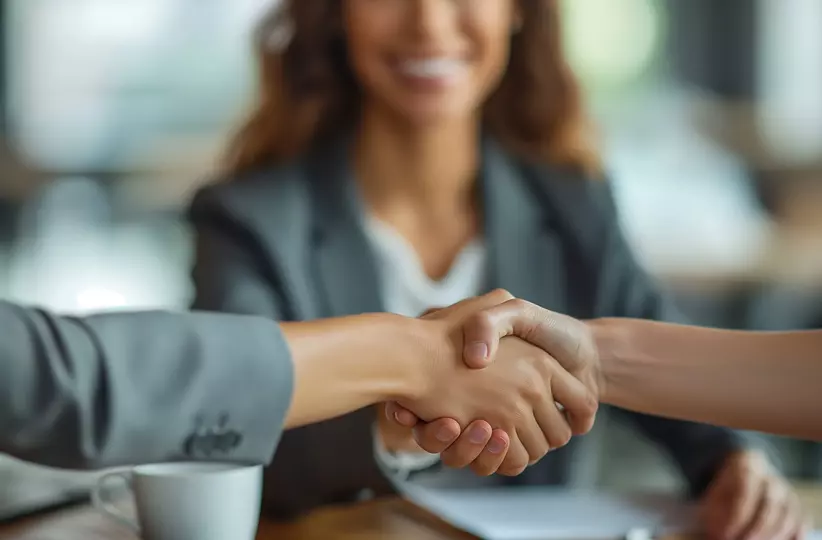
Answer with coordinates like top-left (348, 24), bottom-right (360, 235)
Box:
top-left (381, 289), bottom-right (603, 477)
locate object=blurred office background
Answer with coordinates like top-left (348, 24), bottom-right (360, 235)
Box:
top-left (2, 0), bottom-right (822, 515)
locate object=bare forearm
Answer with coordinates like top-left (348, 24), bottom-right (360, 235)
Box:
top-left (280, 314), bottom-right (429, 430)
top-left (594, 318), bottom-right (822, 440)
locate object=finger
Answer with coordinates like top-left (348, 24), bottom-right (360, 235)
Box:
top-left (769, 498), bottom-right (802, 540)
top-left (428, 289), bottom-right (514, 369)
top-left (460, 297), bottom-right (533, 369)
top-left (385, 402), bottom-right (420, 428)
top-left (533, 397), bottom-right (572, 453)
top-left (470, 429), bottom-right (510, 476)
top-left (440, 420), bottom-right (493, 469)
top-left (551, 368), bottom-right (598, 435)
top-left (741, 483), bottom-right (783, 540)
top-left (714, 474), bottom-right (762, 540)
top-left (496, 435), bottom-right (530, 476)
top-left (513, 419), bottom-right (550, 467)
top-left (412, 418), bottom-right (461, 454)
top-left (431, 289), bottom-right (514, 321)
top-left (463, 298), bottom-right (584, 369)
top-left (419, 306), bottom-right (445, 317)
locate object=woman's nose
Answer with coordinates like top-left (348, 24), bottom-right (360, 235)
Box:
top-left (409, 0), bottom-right (457, 42)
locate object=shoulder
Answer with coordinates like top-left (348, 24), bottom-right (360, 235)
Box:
top-left (514, 157), bottom-right (621, 247)
top-left (189, 161), bottom-right (307, 221)
top-left (187, 159), bottom-right (313, 238)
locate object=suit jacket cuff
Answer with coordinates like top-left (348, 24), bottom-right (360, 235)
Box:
top-left (214, 318), bottom-right (294, 465)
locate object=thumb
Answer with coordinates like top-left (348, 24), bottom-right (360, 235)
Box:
top-left (461, 298), bottom-right (547, 368)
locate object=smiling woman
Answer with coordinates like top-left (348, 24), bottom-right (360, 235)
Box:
top-left (187, 0), bottom-right (802, 534)
top-left (223, 0), bottom-right (599, 175)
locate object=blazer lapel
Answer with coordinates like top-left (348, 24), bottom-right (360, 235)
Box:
top-left (482, 139), bottom-right (568, 313)
top-left (308, 141), bottom-right (384, 318)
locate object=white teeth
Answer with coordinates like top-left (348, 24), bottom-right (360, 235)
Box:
top-left (399, 58), bottom-right (465, 79)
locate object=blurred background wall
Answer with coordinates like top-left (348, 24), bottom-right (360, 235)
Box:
top-left (2, 0), bottom-right (822, 512)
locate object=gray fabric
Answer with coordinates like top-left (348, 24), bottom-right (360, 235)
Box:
top-left (188, 136), bottom-right (745, 519)
top-left (0, 301), bottom-right (293, 470)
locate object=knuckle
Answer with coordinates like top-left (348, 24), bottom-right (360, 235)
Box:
top-left (523, 384), bottom-right (542, 404)
top-left (506, 297), bottom-right (531, 313)
top-left (549, 426), bottom-right (572, 449)
top-left (488, 288), bottom-right (515, 302)
top-left (498, 450), bottom-right (529, 476)
top-left (510, 454), bottom-right (530, 472)
top-left (583, 393), bottom-right (600, 416)
top-left (511, 406), bottom-right (531, 432)
top-left (520, 375), bottom-right (545, 403)
top-left (468, 310), bottom-right (496, 334)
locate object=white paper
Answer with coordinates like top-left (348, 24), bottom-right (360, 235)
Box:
top-left (401, 485), bottom-right (699, 540)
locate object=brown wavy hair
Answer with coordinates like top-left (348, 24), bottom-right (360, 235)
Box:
top-left (223, 0), bottom-right (600, 176)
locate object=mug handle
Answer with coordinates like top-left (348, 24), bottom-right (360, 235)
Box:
top-left (90, 469), bottom-right (141, 536)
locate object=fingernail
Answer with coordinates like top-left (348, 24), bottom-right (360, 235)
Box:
top-left (488, 438), bottom-right (506, 454)
top-left (436, 426), bottom-right (455, 442)
top-left (469, 426), bottom-right (488, 444)
top-left (465, 342), bottom-right (488, 361)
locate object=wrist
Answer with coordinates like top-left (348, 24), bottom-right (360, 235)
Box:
top-left (587, 318), bottom-right (631, 405)
top-left (368, 314), bottom-right (436, 403)
top-left (389, 315), bottom-right (460, 407)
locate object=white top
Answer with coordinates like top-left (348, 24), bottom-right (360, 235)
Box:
top-left (362, 215), bottom-right (487, 481)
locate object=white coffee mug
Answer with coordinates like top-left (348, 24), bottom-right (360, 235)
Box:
top-left (91, 462), bottom-right (262, 540)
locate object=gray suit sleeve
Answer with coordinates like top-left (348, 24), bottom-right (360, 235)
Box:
top-left (0, 301), bottom-right (293, 470)
top-left (590, 182), bottom-right (747, 497)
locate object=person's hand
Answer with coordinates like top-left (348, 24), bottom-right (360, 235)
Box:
top-left (701, 451), bottom-right (809, 540)
top-left (458, 298), bottom-right (603, 398)
top-left (389, 296), bottom-right (602, 473)
top-left (377, 291), bottom-right (518, 471)
top-left (398, 297), bottom-right (597, 476)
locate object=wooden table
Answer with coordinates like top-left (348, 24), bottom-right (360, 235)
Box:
top-left (2, 486), bottom-right (822, 539)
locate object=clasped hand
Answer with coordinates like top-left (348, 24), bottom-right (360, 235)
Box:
top-left (383, 290), bottom-right (601, 476)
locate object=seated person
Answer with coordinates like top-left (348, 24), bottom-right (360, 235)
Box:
top-left (188, 0), bottom-right (803, 537)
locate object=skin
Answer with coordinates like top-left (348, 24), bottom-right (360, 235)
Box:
top-left (282, 290), bottom-right (596, 473)
top-left (397, 300), bottom-right (814, 540)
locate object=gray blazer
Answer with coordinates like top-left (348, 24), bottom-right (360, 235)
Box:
top-left (0, 301), bottom-right (293, 470)
top-left (189, 137), bottom-right (745, 519)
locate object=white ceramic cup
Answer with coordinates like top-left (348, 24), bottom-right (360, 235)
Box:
top-left (91, 462), bottom-right (262, 540)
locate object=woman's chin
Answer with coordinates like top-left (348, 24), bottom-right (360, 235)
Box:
top-left (391, 102), bottom-right (477, 130)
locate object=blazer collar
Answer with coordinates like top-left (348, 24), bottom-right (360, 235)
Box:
top-left (480, 138), bottom-right (567, 311)
top-left (306, 136), bottom-right (570, 317)
top-left (307, 139), bottom-right (385, 318)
